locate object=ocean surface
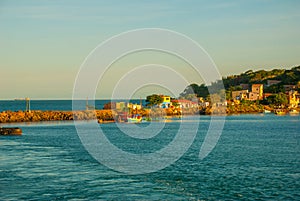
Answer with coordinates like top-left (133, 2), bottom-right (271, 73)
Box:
top-left (0, 100), bottom-right (145, 112)
top-left (0, 102), bottom-right (299, 200)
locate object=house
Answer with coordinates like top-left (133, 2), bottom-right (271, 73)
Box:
top-left (232, 90), bottom-right (248, 100)
top-left (267, 80), bottom-right (281, 87)
top-left (199, 97), bottom-right (210, 107)
top-left (199, 101), bottom-right (210, 107)
top-left (172, 99), bottom-right (198, 108)
top-left (287, 90), bottom-right (300, 108)
top-left (284, 85), bottom-right (297, 92)
top-left (160, 95), bottom-right (171, 108)
top-left (240, 84), bottom-right (250, 90)
top-left (251, 84), bottom-right (263, 100)
top-left (248, 92), bottom-right (260, 101)
top-left (115, 102), bottom-right (126, 110)
top-left (127, 103), bottom-right (142, 110)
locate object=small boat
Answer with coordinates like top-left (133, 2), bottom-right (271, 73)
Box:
top-left (289, 109), bottom-right (299, 116)
top-left (0, 127), bottom-right (22, 135)
top-left (127, 114), bottom-right (142, 123)
top-left (264, 109), bottom-right (271, 114)
top-left (274, 109), bottom-right (286, 115)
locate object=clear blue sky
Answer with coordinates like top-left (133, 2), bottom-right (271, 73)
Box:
top-left (0, 0), bottom-right (299, 99)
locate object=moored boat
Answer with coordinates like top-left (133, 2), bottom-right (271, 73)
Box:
top-left (0, 127), bottom-right (22, 135)
top-left (274, 109), bottom-right (286, 115)
top-left (289, 109), bottom-right (299, 116)
top-left (127, 114), bottom-right (142, 123)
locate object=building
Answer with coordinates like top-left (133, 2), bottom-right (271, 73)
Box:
top-left (248, 92), bottom-right (260, 101)
top-left (127, 103), bottom-right (142, 110)
top-left (287, 90), bottom-right (300, 108)
top-left (115, 102), bottom-right (126, 110)
top-left (240, 84), bottom-right (250, 90)
top-left (232, 90), bottom-right (248, 100)
top-left (284, 85), bottom-right (297, 92)
top-left (172, 99), bottom-right (198, 108)
top-left (160, 95), bottom-right (171, 108)
top-left (231, 84), bottom-right (264, 101)
top-left (251, 84), bottom-right (263, 100)
top-left (267, 80), bottom-right (281, 87)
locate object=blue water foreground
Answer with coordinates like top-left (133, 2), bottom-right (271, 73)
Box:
top-left (0, 114), bottom-right (299, 200)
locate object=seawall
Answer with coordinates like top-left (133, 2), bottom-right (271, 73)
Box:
top-left (0, 110), bottom-right (115, 123)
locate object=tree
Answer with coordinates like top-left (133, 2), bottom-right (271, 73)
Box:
top-left (146, 94), bottom-right (163, 106)
top-left (266, 93), bottom-right (288, 107)
top-left (180, 83), bottom-right (209, 99)
top-left (264, 84), bottom-right (285, 93)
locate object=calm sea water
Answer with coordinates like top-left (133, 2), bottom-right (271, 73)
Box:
top-left (0, 100), bottom-right (145, 112)
top-left (0, 108), bottom-right (299, 199)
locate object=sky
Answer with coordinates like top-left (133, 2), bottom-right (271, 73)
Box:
top-left (0, 0), bottom-right (299, 99)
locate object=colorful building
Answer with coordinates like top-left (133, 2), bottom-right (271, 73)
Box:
top-left (287, 90), bottom-right (300, 108)
top-left (172, 99), bottom-right (198, 108)
top-left (160, 95), bottom-right (171, 108)
top-left (231, 90), bottom-right (248, 100)
top-left (251, 84), bottom-right (263, 100)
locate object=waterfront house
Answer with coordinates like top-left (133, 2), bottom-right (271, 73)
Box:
top-left (127, 103), bottom-right (142, 110)
top-left (287, 90), bottom-right (300, 108)
top-left (248, 92), bottom-right (260, 101)
top-left (232, 90), bottom-right (248, 100)
top-left (251, 84), bottom-right (263, 100)
top-left (172, 99), bottom-right (198, 108)
top-left (159, 95), bottom-right (171, 108)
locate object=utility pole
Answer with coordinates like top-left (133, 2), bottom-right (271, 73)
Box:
top-left (25, 97), bottom-right (30, 112)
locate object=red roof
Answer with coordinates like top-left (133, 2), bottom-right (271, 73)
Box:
top-left (172, 99), bottom-right (198, 104)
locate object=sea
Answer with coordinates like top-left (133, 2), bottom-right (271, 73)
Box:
top-left (0, 100), bottom-right (299, 200)
top-left (0, 99), bottom-right (145, 112)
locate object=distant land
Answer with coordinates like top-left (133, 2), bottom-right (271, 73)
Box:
top-left (180, 65), bottom-right (300, 99)
top-left (0, 65), bottom-right (299, 123)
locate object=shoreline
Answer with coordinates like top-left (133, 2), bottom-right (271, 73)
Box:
top-left (0, 107), bottom-right (298, 124)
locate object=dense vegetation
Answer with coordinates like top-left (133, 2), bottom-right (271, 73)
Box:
top-left (180, 66), bottom-right (300, 99)
top-left (223, 65), bottom-right (300, 89)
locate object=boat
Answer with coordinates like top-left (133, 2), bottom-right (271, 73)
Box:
top-left (289, 109), bottom-right (299, 116)
top-left (274, 109), bottom-right (286, 115)
top-left (263, 109), bottom-right (271, 114)
top-left (0, 127), bottom-right (22, 135)
top-left (127, 114), bottom-right (142, 123)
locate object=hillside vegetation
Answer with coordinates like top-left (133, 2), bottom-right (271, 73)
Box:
top-left (181, 66), bottom-right (300, 98)
top-left (223, 65), bottom-right (300, 88)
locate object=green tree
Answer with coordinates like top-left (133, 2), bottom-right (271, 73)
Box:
top-left (267, 84), bottom-right (285, 93)
top-left (146, 94), bottom-right (163, 106)
top-left (267, 92), bottom-right (288, 106)
top-left (180, 83), bottom-right (209, 99)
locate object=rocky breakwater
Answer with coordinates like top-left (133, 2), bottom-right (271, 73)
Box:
top-left (0, 110), bottom-right (116, 123)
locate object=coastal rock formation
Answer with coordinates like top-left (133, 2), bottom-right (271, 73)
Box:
top-left (0, 110), bottom-right (115, 123)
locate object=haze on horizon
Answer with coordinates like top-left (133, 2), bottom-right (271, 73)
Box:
top-left (0, 0), bottom-right (299, 99)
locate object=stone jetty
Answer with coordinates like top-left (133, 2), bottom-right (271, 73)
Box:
top-left (0, 110), bottom-right (115, 123)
